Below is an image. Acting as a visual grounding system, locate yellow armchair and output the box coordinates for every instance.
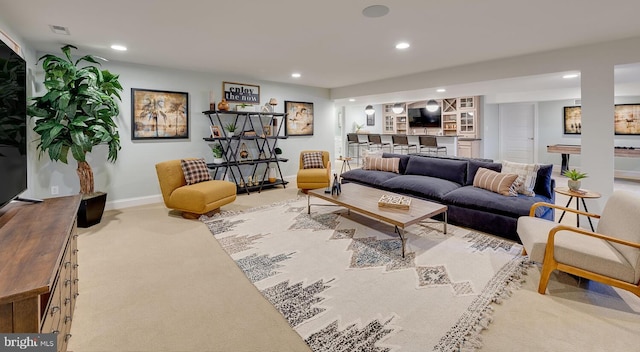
[296,150,331,193]
[155,159,237,218]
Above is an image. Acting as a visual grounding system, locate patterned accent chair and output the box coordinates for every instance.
[517,190,640,296]
[155,159,237,219]
[296,150,331,193]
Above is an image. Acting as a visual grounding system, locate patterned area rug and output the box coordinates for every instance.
[201,198,528,352]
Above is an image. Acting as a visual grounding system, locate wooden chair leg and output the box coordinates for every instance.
[538,259,557,294]
[521,247,527,255]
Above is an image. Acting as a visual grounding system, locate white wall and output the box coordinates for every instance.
[25,58,332,209]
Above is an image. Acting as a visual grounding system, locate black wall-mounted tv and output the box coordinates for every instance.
[0,39,27,209]
[408,107,441,128]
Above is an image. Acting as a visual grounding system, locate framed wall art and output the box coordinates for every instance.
[367,112,375,126]
[222,81,260,104]
[284,101,314,136]
[131,88,189,139]
[564,104,640,135]
[563,105,582,135]
[614,104,640,135]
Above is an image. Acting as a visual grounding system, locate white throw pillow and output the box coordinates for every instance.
[362,149,384,159]
[501,160,540,196]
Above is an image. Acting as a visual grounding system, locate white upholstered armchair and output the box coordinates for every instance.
[517,190,640,296]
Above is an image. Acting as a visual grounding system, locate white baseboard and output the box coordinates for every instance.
[105,194,163,211]
[614,170,640,181]
[550,164,640,181]
[106,174,300,211]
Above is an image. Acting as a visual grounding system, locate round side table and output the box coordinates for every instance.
[337,156,352,175]
[554,187,601,231]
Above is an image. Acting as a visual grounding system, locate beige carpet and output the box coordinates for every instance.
[67,185,640,352]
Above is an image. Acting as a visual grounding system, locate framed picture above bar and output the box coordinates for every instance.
[222,81,260,104]
[564,104,640,135]
[131,88,189,139]
[284,101,314,136]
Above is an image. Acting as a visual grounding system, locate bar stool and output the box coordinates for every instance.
[347,133,367,163]
[392,135,418,154]
[419,135,447,155]
[367,134,392,152]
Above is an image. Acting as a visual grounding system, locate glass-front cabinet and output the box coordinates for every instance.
[456,96,479,138]
[382,103,407,134]
[459,111,475,135]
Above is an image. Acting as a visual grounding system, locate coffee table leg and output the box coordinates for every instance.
[394,226,406,258]
[444,211,447,234]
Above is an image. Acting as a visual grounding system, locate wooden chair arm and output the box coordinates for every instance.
[529,202,601,219]
[547,224,640,250]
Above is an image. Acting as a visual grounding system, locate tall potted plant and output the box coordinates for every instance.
[28,45,123,227]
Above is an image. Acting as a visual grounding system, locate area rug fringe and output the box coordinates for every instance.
[434,257,532,352]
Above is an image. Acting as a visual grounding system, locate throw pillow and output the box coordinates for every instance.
[180,158,212,185]
[473,167,519,196]
[363,156,400,173]
[501,160,540,196]
[362,149,384,159]
[302,151,324,169]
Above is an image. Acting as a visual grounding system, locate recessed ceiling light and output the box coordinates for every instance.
[362,5,389,18]
[395,42,410,50]
[349,98,355,102]
[110,44,127,51]
[563,73,579,79]
[291,73,301,78]
[436,88,446,93]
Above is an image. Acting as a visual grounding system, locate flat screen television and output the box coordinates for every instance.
[408,107,441,127]
[0,39,27,209]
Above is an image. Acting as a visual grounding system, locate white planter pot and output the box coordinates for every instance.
[568,179,581,191]
[213,157,225,164]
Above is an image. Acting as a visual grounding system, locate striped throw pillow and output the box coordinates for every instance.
[501,160,540,196]
[180,158,212,185]
[363,156,400,173]
[473,167,519,196]
[303,151,325,169]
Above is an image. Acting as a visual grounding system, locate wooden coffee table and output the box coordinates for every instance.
[307,183,448,257]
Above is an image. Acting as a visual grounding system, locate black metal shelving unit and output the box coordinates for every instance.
[203,110,288,194]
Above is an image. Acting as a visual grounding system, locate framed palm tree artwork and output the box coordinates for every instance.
[131,88,189,139]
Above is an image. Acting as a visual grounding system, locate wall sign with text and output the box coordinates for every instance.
[222,81,260,104]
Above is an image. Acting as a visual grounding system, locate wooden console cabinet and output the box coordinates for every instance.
[0,195,81,352]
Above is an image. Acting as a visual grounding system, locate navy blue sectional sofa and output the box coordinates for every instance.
[340,153,555,242]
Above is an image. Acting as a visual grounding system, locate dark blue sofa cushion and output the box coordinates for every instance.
[382,175,461,202]
[404,156,467,185]
[466,159,503,185]
[533,164,554,199]
[442,185,553,219]
[382,152,411,174]
[340,169,398,187]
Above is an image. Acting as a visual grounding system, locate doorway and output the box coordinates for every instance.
[499,103,536,163]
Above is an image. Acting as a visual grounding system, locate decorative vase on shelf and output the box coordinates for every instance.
[218,99,230,111]
[268,165,277,183]
[568,180,581,191]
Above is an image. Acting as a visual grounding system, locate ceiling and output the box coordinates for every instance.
[2,0,640,101]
